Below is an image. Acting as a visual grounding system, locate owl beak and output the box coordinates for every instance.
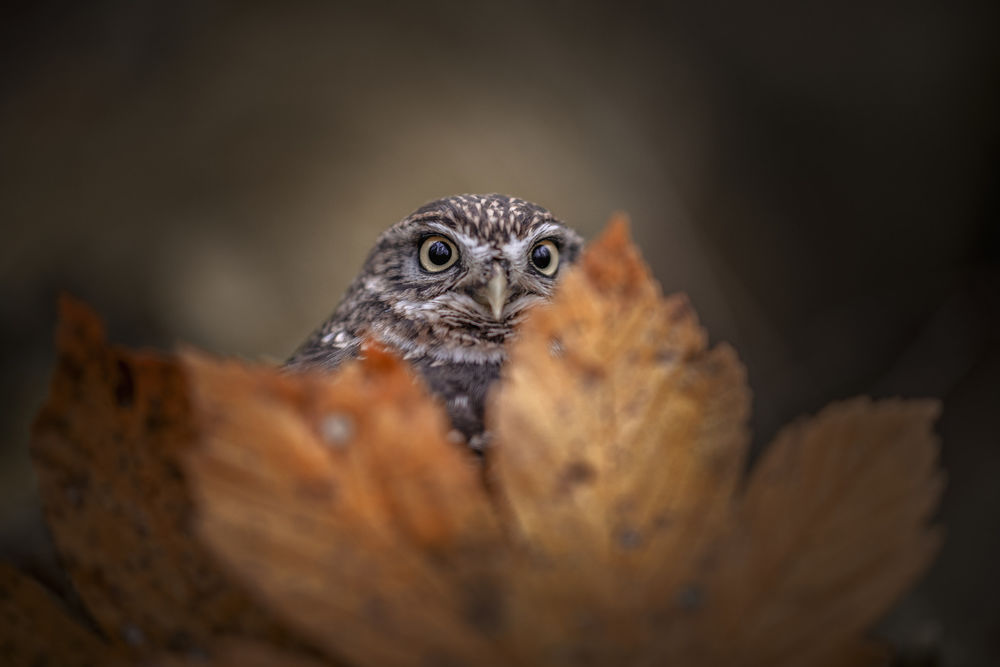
[483,265,509,320]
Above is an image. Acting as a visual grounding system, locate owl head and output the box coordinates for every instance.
[349,194,583,364]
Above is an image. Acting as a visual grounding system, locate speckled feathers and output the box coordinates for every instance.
[287,194,583,448]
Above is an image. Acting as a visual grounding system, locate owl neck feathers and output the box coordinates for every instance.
[370,317,511,365]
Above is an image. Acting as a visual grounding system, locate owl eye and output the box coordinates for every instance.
[419,235,459,272]
[530,239,560,276]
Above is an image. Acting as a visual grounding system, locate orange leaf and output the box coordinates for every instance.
[696,398,943,666]
[181,347,509,666]
[486,217,752,660]
[30,296,305,653]
[492,217,750,558]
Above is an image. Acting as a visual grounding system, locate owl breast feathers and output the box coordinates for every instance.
[286,194,583,451]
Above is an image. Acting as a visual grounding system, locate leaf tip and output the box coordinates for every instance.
[55,293,106,352]
[587,212,632,255]
[580,212,654,295]
[358,339,411,377]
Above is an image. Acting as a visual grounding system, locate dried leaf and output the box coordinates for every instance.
[488,216,752,660]
[181,348,509,666]
[30,296,303,653]
[18,217,943,667]
[695,398,943,666]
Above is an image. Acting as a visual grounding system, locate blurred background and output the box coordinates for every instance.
[1,0,997,663]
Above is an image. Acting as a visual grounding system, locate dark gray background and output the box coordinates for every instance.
[1,1,997,664]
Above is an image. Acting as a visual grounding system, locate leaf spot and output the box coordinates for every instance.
[616,526,643,550]
[120,623,146,647]
[656,348,678,365]
[675,584,704,612]
[557,460,597,495]
[319,413,354,447]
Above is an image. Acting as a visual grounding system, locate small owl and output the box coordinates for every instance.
[286,194,583,451]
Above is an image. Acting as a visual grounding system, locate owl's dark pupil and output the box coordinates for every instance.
[532,244,552,269]
[428,241,452,265]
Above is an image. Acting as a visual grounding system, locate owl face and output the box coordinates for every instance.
[357,194,583,364]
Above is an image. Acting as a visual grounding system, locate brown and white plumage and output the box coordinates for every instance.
[286,194,583,450]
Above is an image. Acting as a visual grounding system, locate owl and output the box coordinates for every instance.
[286,194,583,451]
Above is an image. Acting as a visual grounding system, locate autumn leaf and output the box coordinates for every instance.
[486,217,752,662]
[181,347,508,666]
[2,217,943,666]
[696,397,943,666]
[28,296,318,658]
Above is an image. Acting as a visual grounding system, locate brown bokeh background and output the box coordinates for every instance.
[1,1,997,663]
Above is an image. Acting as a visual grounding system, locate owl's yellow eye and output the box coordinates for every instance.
[530,239,559,276]
[419,235,459,272]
